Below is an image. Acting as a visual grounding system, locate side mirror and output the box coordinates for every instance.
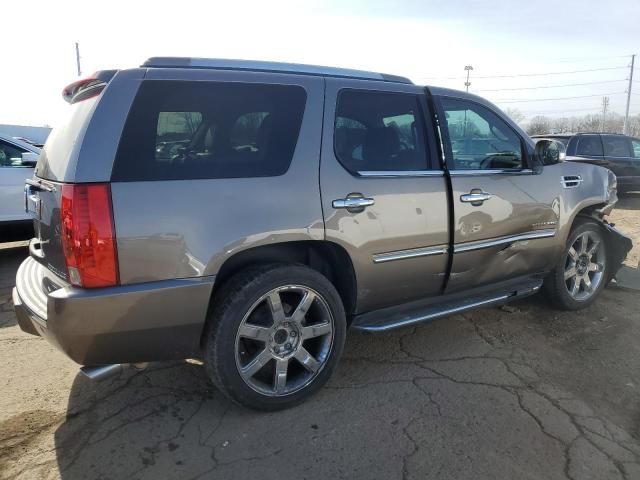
[534,139,566,166]
[21,151,39,167]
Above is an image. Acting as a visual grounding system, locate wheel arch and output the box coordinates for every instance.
[206,240,358,328]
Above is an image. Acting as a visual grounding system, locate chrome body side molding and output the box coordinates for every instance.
[358,170,445,178]
[372,245,448,264]
[453,229,557,253]
[449,169,535,176]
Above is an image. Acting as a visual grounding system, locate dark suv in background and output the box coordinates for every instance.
[532,133,640,193]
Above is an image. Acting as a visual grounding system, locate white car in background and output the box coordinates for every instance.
[0,135,39,240]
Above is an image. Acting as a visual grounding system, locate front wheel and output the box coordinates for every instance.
[203,264,346,410]
[545,219,608,310]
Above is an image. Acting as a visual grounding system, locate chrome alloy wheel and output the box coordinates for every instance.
[564,231,605,301]
[234,285,334,396]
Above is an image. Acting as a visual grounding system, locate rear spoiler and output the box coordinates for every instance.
[62,70,119,104]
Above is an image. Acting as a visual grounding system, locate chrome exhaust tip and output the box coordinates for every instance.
[80,364,123,381]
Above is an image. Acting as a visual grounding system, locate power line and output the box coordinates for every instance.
[523,107,609,115]
[476,79,627,92]
[525,54,631,64]
[418,65,627,80]
[477,66,628,79]
[494,92,627,104]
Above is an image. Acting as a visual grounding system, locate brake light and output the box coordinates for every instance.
[62,76,105,104]
[61,70,117,104]
[60,184,119,288]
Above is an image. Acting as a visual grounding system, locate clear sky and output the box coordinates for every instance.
[3,0,639,127]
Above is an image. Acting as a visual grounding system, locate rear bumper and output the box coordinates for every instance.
[13,257,215,365]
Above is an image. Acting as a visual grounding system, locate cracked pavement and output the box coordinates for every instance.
[1,195,639,480]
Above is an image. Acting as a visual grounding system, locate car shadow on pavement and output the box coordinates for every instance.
[53,361,239,480]
[0,246,27,329]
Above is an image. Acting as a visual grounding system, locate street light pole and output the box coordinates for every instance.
[75,42,82,77]
[464,65,473,92]
[623,54,635,135]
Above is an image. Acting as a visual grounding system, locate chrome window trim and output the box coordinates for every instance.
[449,169,534,176]
[454,229,556,253]
[359,170,444,178]
[372,245,448,263]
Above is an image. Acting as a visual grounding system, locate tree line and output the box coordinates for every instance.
[503,108,640,137]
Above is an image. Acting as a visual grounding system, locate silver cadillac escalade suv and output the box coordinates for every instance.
[13,58,632,410]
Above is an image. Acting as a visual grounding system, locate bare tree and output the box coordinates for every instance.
[627,115,640,137]
[526,116,552,136]
[521,111,637,137]
[578,115,601,132]
[551,117,570,133]
[504,108,525,125]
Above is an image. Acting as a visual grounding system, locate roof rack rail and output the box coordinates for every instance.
[142,57,413,84]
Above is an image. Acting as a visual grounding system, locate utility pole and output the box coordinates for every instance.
[464,65,473,92]
[623,54,635,135]
[601,96,610,132]
[75,42,82,77]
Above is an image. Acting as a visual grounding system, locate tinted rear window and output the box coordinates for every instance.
[112,81,306,181]
[36,96,100,181]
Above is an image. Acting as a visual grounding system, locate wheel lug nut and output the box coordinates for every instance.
[290,331,297,337]
[285,343,291,349]
[274,346,280,353]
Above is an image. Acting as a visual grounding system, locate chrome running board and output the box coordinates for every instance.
[352,280,542,333]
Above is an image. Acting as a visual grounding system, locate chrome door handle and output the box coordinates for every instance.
[460,192,492,205]
[332,196,375,212]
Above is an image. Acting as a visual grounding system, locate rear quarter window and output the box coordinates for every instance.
[112,81,307,181]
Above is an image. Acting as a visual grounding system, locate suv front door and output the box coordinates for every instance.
[321,79,449,313]
[436,95,560,293]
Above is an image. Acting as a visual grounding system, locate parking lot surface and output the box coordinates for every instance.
[1,195,639,480]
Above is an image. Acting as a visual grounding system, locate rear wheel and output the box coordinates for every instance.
[203,264,346,410]
[545,219,608,310]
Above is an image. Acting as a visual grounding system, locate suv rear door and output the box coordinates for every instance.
[320,78,449,313]
[601,135,640,186]
[435,94,560,293]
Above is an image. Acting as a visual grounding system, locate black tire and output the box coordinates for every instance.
[544,219,608,310]
[203,264,346,411]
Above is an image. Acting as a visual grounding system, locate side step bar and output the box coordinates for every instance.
[351,280,542,333]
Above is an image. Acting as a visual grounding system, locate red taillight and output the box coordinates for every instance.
[60,184,118,288]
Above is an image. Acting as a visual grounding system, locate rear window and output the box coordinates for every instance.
[36,96,100,180]
[112,81,306,181]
